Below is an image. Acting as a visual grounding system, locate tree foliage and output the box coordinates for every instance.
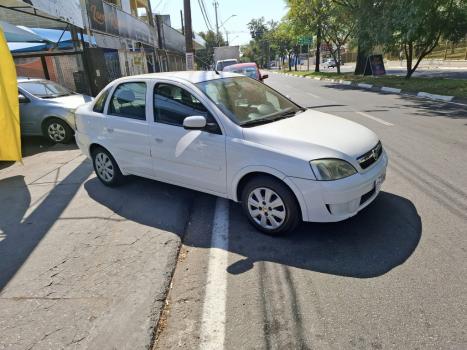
[381,0,467,78]
[243,0,467,78]
[196,30,227,69]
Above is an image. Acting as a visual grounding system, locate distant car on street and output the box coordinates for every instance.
[222,62,269,81]
[17,78,93,143]
[323,58,344,69]
[215,59,238,71]
[75,71,387,235]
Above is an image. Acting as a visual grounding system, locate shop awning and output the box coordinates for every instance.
[0,20,45,42]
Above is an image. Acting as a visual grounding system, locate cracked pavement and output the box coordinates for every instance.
[0,139,194,350]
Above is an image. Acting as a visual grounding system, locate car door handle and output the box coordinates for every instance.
[155,137,163,143]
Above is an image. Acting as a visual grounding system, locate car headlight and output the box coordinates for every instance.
[310,159,357,181]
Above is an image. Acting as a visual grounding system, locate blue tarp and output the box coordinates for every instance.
[7,27,95,53]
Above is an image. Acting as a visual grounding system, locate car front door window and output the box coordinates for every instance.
[153,83,220,133]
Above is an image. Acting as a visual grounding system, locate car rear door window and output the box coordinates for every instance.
[108,82,147,120]
[153,83,218,129]
[93,88,110,113]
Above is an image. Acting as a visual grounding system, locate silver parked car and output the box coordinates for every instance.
[17,78,93,143]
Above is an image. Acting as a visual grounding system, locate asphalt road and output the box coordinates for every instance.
[155,74,467,349]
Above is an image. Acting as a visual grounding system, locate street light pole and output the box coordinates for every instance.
[219,14,237,46]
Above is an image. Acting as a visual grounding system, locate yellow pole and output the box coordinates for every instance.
[0,26,21,161]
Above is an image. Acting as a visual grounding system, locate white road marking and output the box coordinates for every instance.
[199,198,230,350]
[355,111,394,126]
[306,92,320,98]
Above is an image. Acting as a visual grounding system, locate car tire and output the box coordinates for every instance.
[91,147,125,187]
[241,176,300,235]
[43,118,73,144]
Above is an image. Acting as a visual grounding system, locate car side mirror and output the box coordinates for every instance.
[18,94,29,103]
[261,74,269,80]
[183,116,207,130]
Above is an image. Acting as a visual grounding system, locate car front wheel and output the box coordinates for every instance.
[43,118,73,144]
[91,147,125,186]
[241,176,300,235]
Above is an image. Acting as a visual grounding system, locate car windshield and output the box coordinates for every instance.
[224,66,258,79]
[196,77,304,126]
[217,60,237,71]
[19,80,73,98]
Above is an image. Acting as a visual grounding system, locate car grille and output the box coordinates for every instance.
[360,186,376,205]
[357,141,383,170]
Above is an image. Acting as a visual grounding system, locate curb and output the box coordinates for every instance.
[268,71,466,105]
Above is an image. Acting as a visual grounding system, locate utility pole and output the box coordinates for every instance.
[213,1,219,46]
[184,0,194,70]
[180,10,185,35]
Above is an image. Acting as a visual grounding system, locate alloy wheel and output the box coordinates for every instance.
[95,152,114,182]
[47,122,67,142]
[247,187,286,230]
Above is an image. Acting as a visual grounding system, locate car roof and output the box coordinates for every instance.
[17,77,45,83]
[115,71,242,84]
[224,62,257,70]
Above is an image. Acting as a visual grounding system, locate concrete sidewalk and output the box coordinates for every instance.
[385,59,467,69]
[0,140,193,349]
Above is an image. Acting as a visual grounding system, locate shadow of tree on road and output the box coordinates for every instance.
[321,84,467,120]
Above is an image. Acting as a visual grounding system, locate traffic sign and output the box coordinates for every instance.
[298,36,312,45]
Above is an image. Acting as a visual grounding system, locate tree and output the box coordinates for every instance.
[196,30,227,69]
[269,20,297,70]
[321,2,355,74]
[383,0,467,78]
[247,17,270,67]
[286,0,329,72]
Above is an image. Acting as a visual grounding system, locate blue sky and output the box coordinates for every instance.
[150,0,289,45]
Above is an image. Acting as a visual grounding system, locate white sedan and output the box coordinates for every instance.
[75,71,387,235]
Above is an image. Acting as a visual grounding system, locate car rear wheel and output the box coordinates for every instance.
[43,119,73,144]
[91,147,125,187]
[241,176,300,235]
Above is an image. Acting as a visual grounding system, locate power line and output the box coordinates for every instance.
[198,0,213,31]
[200,0,213,29]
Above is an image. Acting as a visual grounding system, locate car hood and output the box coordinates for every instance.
[242,109,379,162]
[47,94,93,109]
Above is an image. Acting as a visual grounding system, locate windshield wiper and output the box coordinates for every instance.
[241,109,304,127]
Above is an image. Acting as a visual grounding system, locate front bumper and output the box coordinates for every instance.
[289,150,388,222]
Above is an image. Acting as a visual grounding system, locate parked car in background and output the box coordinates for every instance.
[222,62,269,82]
[323,58,344,69]
[215,59,238,71]
[18,78,93,143]
[75,72,387,235]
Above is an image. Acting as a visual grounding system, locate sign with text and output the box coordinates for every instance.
[186,52,194,70]
[86,0,152,45]
[364,54,386,76]
[298,36,312,45]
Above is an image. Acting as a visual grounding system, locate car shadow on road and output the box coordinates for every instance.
[21,137,79,157]
[0,138,78,171]
[228,191,421,278]
[84,176,195,236]
[83,174,421,279]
